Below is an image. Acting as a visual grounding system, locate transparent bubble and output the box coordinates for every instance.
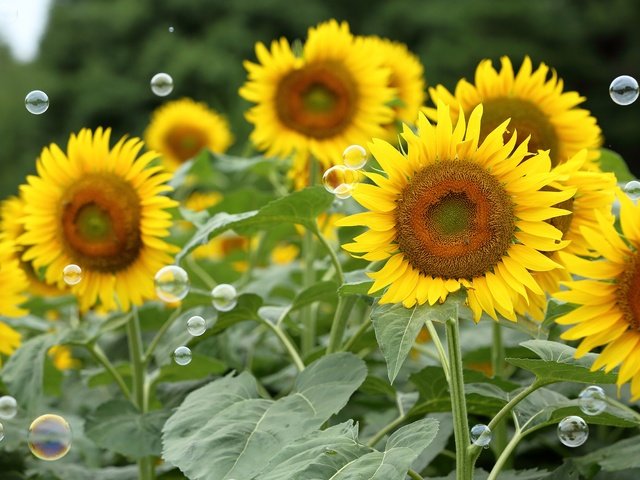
[25,90,49,115]
[154,265,190,303]
[168,26,175,33]
[470,424,492,448]
[0,421,3,442]
[557,415,589,447]
[610,75,639,106]
[150,73,174,97]
[624,180,640,200]
[187,315,206,336]
[342,144,368,170]
[578,385,607,416]
[173,346,192,366]
[62,264,82,286]
[28,414,72,461]
[0,396,18,419]
[0,3,19,23]
[322,165,360,199]
[211,284,237,312]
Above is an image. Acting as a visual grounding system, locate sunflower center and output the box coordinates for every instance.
[480,98,560,165]
[395,160,515,280]
[617,253,640,331]
[275,62,358,139]
[165,126,208,163]
[60,173,142,272]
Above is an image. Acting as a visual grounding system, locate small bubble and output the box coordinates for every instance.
[624,180,640,200]
[150,72,174,97]
[186,315,206,336]
[28,414,72,461]
[610,75,639,106]
[342,144,368,170]
[62,264,82,286]
[0,422,3,442]
[25,90,49,115]
[470,424,492,448]
[211,284,237,312]
[578,385,606,416]
[168,26,175,33]
[173,346,192,366]
[154,265,190,303]
[0,396,17,419]
[557,415,589,448]
[322,165,360,199]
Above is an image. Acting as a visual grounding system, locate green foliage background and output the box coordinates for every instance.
[0,0,639,197]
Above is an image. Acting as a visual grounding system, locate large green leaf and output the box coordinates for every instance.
[85,400,170,459]
[598,148,635,182]
[162,353,367,480]
[575,436,640,472]
[506,339,618,384]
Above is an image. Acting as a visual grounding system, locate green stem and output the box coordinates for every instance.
[313,224,344,284]
[258,315,305,372]
[490,323,508,461]
[341,314,371,352]
[300,227,316,356]
[424,319,451,383]
[185,255,216,290]
[87,344,133,403]
[143,307,183,366]
[326,296,356,354]
[445,316,472,480]
[407,469,424,480]
[487,428,524,480]
[366,414,406,448]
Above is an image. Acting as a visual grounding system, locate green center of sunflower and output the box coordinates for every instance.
[395,160,515,280]
[276,62,358,139]
[60,173,142,273]
[165,126,208,163]
[616,253,640,330]
[479,97,560,165]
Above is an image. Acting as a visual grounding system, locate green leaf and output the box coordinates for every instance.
[506,339,618,384]
[1,333,59,413]
[338,269,374,296]
[162,353,367,480]
[575,436,640,472]
[210,293,262,333]
[411,413,453,473]
[157,353,227,383]
[85,400,170,459]
[598,148,635,182]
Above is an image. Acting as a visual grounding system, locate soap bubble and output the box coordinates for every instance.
[0,396,18,419]
[0,422,3,442]
[150,73,174,97]
[470,424,492,448]
[322,165,360,199]
[186,315,206,336]
[154,265,190,303]
[173,346,192,366]
[62,264,82,286]
[623,180,640,201]
[28,414,72,461]
[578,385,606,416]
[211,284,237,312]
[610,75,639,105]
[168,26,175,33]
[342,144,367,170]
[557,415,588,448]
[25,90,49,115]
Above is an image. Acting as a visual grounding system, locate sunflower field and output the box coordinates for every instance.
[2,1,640,479]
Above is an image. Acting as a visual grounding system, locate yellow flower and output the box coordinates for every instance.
[271,243,300,265]
[48,345,80,370]
[0,240,28,357]
[553,190,640,399]
[19,128,178,312]
[426,56,602,168]
[338,103,573,322]
[144,98,233,171]
[240,19,394,181]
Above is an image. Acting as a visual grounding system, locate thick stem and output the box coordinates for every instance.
[445,316,472,480]
[487,428,523,480]
[326,296,356,354]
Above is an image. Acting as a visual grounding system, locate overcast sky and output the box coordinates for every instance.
[0,0,53,63]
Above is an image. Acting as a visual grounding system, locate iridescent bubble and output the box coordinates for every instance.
[610,75,639,106]
[623,180,640,200]
[173,346,192,366]
[578,385,607,416]
[0,421,3,442]
[150,73,174,97]
[557,415,588,447]
[470,424,492,448]
[154,265,190,303]
[342,144,367,170]
[186,315,206,336]
[62,264,82,286]
[322,165,360,199]
[28,414,72,461]
[211,284,237,312]
[0,396,18,419]
[25,90,49,115]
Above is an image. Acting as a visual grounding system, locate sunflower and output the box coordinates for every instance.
[0,240,28,357]
[426,56,602,168]
[337,103,574,322]
[144,98,233,171]
[19,128,178,312]
[239,19,395,181]
[553,190,640,399]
